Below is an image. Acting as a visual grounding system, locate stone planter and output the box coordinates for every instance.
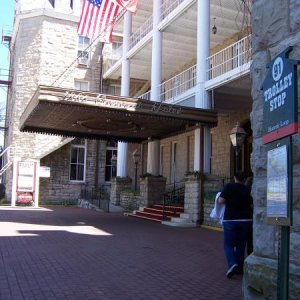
[139,176,166,207]
[110,177,132,205]
[120,191,141,212]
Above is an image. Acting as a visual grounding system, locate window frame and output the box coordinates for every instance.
[77,35,90,66]
[105,141,118,182]
[69,139,87,183]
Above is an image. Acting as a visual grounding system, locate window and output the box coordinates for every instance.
[70,139,86,182]
[74,80,89,91]
[105,141,118,182]
[107,84,121,96]
[78,36,90,65]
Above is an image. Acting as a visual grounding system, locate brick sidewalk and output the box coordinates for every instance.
[0,206,243,300]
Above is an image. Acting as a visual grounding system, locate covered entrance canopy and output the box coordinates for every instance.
[20,86,217,142]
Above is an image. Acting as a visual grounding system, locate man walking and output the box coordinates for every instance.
[218,171,253,278]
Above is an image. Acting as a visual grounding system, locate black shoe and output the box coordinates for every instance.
[226,264,238,278]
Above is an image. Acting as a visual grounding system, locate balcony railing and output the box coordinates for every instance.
[160,64,197,102]
[139,90,151,100]
[161,0,185,19]
[141,36,251,103]
[207,35,251,80]
[129,15,153,50]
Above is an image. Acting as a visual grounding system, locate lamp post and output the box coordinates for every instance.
[229,122,246,173]
[132,149,141,192]
[111,154,117,178]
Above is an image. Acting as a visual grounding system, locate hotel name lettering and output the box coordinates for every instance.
[63,91,182,115]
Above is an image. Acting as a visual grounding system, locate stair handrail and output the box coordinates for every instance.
[0,146,15,176]
[162,183,185,220]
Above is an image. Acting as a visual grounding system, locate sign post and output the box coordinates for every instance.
[262,47,299,300]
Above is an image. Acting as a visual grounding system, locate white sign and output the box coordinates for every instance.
[39,166,51,178]
[17,161,36,192]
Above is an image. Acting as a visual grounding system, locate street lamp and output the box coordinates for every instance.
[132,149,141,192]
[111,154,117,178]
[229,122,246,172]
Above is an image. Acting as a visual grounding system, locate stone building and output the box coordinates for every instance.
[3,0,252,226]
[2,0,300,297]
[243,1,300,299]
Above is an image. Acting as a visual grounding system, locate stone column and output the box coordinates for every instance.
[184,174,202,224]
[117,11,132,177]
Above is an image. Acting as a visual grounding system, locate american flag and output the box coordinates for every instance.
[77,0,120,43]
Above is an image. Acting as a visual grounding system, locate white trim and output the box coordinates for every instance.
[205,62,251,90]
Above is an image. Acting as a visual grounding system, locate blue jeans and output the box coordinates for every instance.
[223,221,252,270]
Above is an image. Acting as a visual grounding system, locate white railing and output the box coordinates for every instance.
[129,15,153,50]
[0,146,15,176]
[161,0,185,19]
[159,64,197,102]
[207,35,251,80]
[139,90,151,100]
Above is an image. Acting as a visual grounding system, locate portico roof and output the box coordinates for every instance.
[20,85,217,143]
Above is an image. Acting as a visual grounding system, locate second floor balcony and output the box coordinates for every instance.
[139,35,251,104]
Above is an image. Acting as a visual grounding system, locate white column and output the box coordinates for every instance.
[34,160,40,208]
[150,0,162,102]
[194,0,211,172]
[117,11,132,177]
[11,158,18,207]
[193,128,201,171]
[147,140,160,176]
[147,0,162,175]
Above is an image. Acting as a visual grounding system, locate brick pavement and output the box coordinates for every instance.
[0,206,243,300]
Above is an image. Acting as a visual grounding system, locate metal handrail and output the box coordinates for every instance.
[80,186,110,212]
[162,184,185,220]
[0,146,15,176]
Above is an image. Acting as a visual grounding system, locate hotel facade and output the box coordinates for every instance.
[2,0,299,298]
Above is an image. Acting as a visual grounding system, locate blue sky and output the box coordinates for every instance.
[0,0,14,145]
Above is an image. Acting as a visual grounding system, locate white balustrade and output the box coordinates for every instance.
[159,64,197,102]
[207,35,251,80]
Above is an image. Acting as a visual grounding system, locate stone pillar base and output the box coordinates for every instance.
[110,177,132,206]
[184,174,202,224]
[139,176,166,207]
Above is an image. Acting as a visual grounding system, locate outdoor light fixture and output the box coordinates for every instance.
[132,149,141,192]
[212,17,217,35]
[230,122,246,148]
[230,122,246,172]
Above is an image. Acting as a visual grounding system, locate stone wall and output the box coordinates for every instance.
[4,10,102,202]
[244,1,300,299]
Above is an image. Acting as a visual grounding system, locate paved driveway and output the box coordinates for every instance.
[0,206,243,300]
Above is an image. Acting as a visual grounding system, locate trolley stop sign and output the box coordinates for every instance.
[262,47,299,144]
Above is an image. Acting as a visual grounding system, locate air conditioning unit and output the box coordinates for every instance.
[78,56,89,66]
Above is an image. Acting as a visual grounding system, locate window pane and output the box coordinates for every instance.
[105,166,111,182]
[71,148,78,163]
[77,165,84,180]
[106,150,112,165]
[78,148,85,163]
[70,164,77,180]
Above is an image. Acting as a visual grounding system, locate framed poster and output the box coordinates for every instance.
[17,161,36,192]
[267,137,292,225]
